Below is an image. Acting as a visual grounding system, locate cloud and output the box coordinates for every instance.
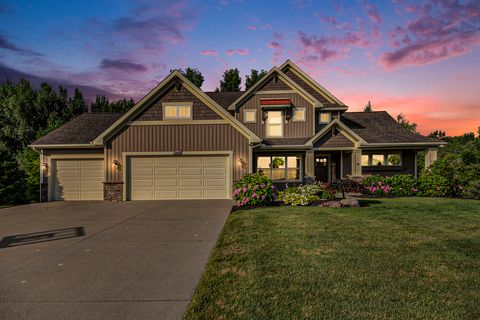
[200,49,218,56]
[273,32,283,40]
[381,0,480,68]
[100,59,148,72]
[0,34,42,56]
[247,25,257,30]
[225,48,250,56]
[362,1,382,24]
[266,41,281,49]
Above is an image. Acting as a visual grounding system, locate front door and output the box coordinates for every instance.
[315,156,329,182]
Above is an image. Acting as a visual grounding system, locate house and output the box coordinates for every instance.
[30,60,444,201]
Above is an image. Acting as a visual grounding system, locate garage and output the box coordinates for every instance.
[51,159,104,200]
[127,155,231,200]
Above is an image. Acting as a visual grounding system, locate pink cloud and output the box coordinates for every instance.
[363,1,382,24]
[266,41,281,49]
[200,49,218,56]
[273,32,283,40]
[247,25,257,30]
[225,48,250,56]
[381,0,480,68]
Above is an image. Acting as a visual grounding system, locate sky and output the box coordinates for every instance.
[0,0,479,136]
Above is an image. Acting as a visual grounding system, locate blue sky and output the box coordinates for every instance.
[1,0,479,134]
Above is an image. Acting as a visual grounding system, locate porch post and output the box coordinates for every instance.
[305,149,315,179]
[351,149,362,177]
[424,147,438,170]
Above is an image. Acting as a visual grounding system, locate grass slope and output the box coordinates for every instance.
[185,198,480,320]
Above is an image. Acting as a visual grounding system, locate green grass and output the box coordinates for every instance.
[185,198,480,320]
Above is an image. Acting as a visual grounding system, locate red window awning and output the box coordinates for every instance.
[260,98,291,108]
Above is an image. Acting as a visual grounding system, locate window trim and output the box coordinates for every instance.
[319,112,331,124]
[243,109,257,123]
[265,110,284,137]
[162,102,193,120]
[292,108,306,122]
[361,152,403,167]
[256,155,303,182]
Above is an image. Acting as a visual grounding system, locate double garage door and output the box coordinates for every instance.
[127,155,231,200]
[52,159,104,201]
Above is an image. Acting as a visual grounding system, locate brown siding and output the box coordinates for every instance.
[314,130,354,148]
[258,77,290,91]
[283,67,330,104]
[237,92,314,138]
[362,150,416,177]
[134,82,221,121]
[106,124,249,182]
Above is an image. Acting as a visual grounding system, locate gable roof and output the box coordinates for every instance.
[279,60,346,108]
[227,67,321,110]
[30,113,123,147]
[93,71,260,144]
[205,91,245,110]
[341,112,443,144]
[306,118,365,146]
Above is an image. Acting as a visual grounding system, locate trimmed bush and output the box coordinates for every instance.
[279,182,323,206]
[389,174,418,196]
[417,173,451,197]
[233,173,277,207]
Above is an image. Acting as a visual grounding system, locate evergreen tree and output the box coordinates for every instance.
[245,69,267,90]
[397,113,417,133]
[219,68,241,92]
[363,101,373,112]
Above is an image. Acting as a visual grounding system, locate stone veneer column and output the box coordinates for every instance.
[424,147,438,169]
[103,182,124,201]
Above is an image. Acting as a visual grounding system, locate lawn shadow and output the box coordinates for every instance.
[358,199,383,207]
[0,227,85,249]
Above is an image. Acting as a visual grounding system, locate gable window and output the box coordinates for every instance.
[257,155,301,181]
[362,153,402,166]
[266,111,283,137]
[163,103,192,120]
[244,110,257,123]
[293,108,306,122]
[319,112,331,124]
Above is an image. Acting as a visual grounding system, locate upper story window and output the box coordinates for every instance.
[319,112,331,124]
[361,153,402,166]
[163,103,192,120]
[266,111,283,137]
[293,108,306,122]
[244,110,257,123]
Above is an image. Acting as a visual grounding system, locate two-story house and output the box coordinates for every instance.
[31,60,444,201]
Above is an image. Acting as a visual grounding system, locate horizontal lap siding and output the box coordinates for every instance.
[238,93,314,138]
[106,124,249,182]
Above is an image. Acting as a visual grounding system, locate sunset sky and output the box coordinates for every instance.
[0,0,479,135]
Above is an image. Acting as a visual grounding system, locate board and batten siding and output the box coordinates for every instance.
[237,92,314,138]
[106,124,249,183]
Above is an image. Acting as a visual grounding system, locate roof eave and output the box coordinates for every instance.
[360,141,447,149]
[29,143,103,149]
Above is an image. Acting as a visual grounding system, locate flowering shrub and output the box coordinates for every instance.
[320,182,338,200]
[365,180,392,196]
[279,182,323,206]
[233,173,277,207]
[389,175,418,196]
[417,174,451,197]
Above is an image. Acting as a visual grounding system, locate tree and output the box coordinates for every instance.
[109,98,135,113]
[245,69,267,90]
[90,95,110,112]
[64,88,87,121]
[397,113,417,133]
[428,130,446,140]
[219,68,241,92]
[170,67,204,88]
[363,101,373,112]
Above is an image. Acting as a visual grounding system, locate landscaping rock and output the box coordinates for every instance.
[340,198,360,207]
[321,201,342,208]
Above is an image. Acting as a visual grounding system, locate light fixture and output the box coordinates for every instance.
[42,162,48,171]
[239,158,247,169]
[112,160,121,170]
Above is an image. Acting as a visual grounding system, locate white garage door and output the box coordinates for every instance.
[128,155,231,200]
[52,159,104,200]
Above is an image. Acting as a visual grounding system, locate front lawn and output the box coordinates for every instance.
[185,198,480,320]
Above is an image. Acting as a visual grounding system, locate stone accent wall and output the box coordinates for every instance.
[104,182,123,201]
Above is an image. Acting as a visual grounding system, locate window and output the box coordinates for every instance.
[319,112,331,123]
[293,108,306,122]
[257,155,301,181]
[244,110,256,123]
[266,111,283,137]
[361,153,402,166]
[163,104,192,119]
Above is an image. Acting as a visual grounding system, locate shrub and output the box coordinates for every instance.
[417,173,452,197]
[462,179,480,200]
[279,182,322,206]
[233,173,277,207]
[363,175,392,196]
[320,182,339,200]
[389,174,418,196]
[335,179,364,193]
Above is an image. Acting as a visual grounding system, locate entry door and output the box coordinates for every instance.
[315,156,329,182]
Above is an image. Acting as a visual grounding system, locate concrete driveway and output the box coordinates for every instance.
[0,200,231,320]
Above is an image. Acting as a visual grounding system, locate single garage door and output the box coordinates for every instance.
[128,155,231,200]
[52,159,104,200]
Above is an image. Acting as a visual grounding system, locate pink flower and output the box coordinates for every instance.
[243,187,248,193]
[378,181,382,186]
[252,192,258,199]
[261,195,266,201]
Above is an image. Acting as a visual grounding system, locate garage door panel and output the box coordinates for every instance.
[53,159,104,201]
[128,155,230,200]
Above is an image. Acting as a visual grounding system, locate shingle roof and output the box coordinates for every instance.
[31,113,123,146]
[205,91,245,110]
[341,111,439,143]
[262,137,311,146]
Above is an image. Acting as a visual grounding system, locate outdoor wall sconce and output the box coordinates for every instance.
[239,158,248,169]
[42,162,48,173]
[112,160,121,171]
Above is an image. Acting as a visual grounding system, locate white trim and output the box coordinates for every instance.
[319,112,331,124]
[360,142,446,148]
[306,119,365,146]
[30,144,103,149]
[122,151,233,201]
[255,90,296,95]
[162,102,193,120]
[292,108,306,122]
[128,120,229,126]
[255,154,303,182]
[265,110,284,138]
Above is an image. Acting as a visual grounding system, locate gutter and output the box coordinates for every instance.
[29,143,104,150]
[360,141,446,149]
